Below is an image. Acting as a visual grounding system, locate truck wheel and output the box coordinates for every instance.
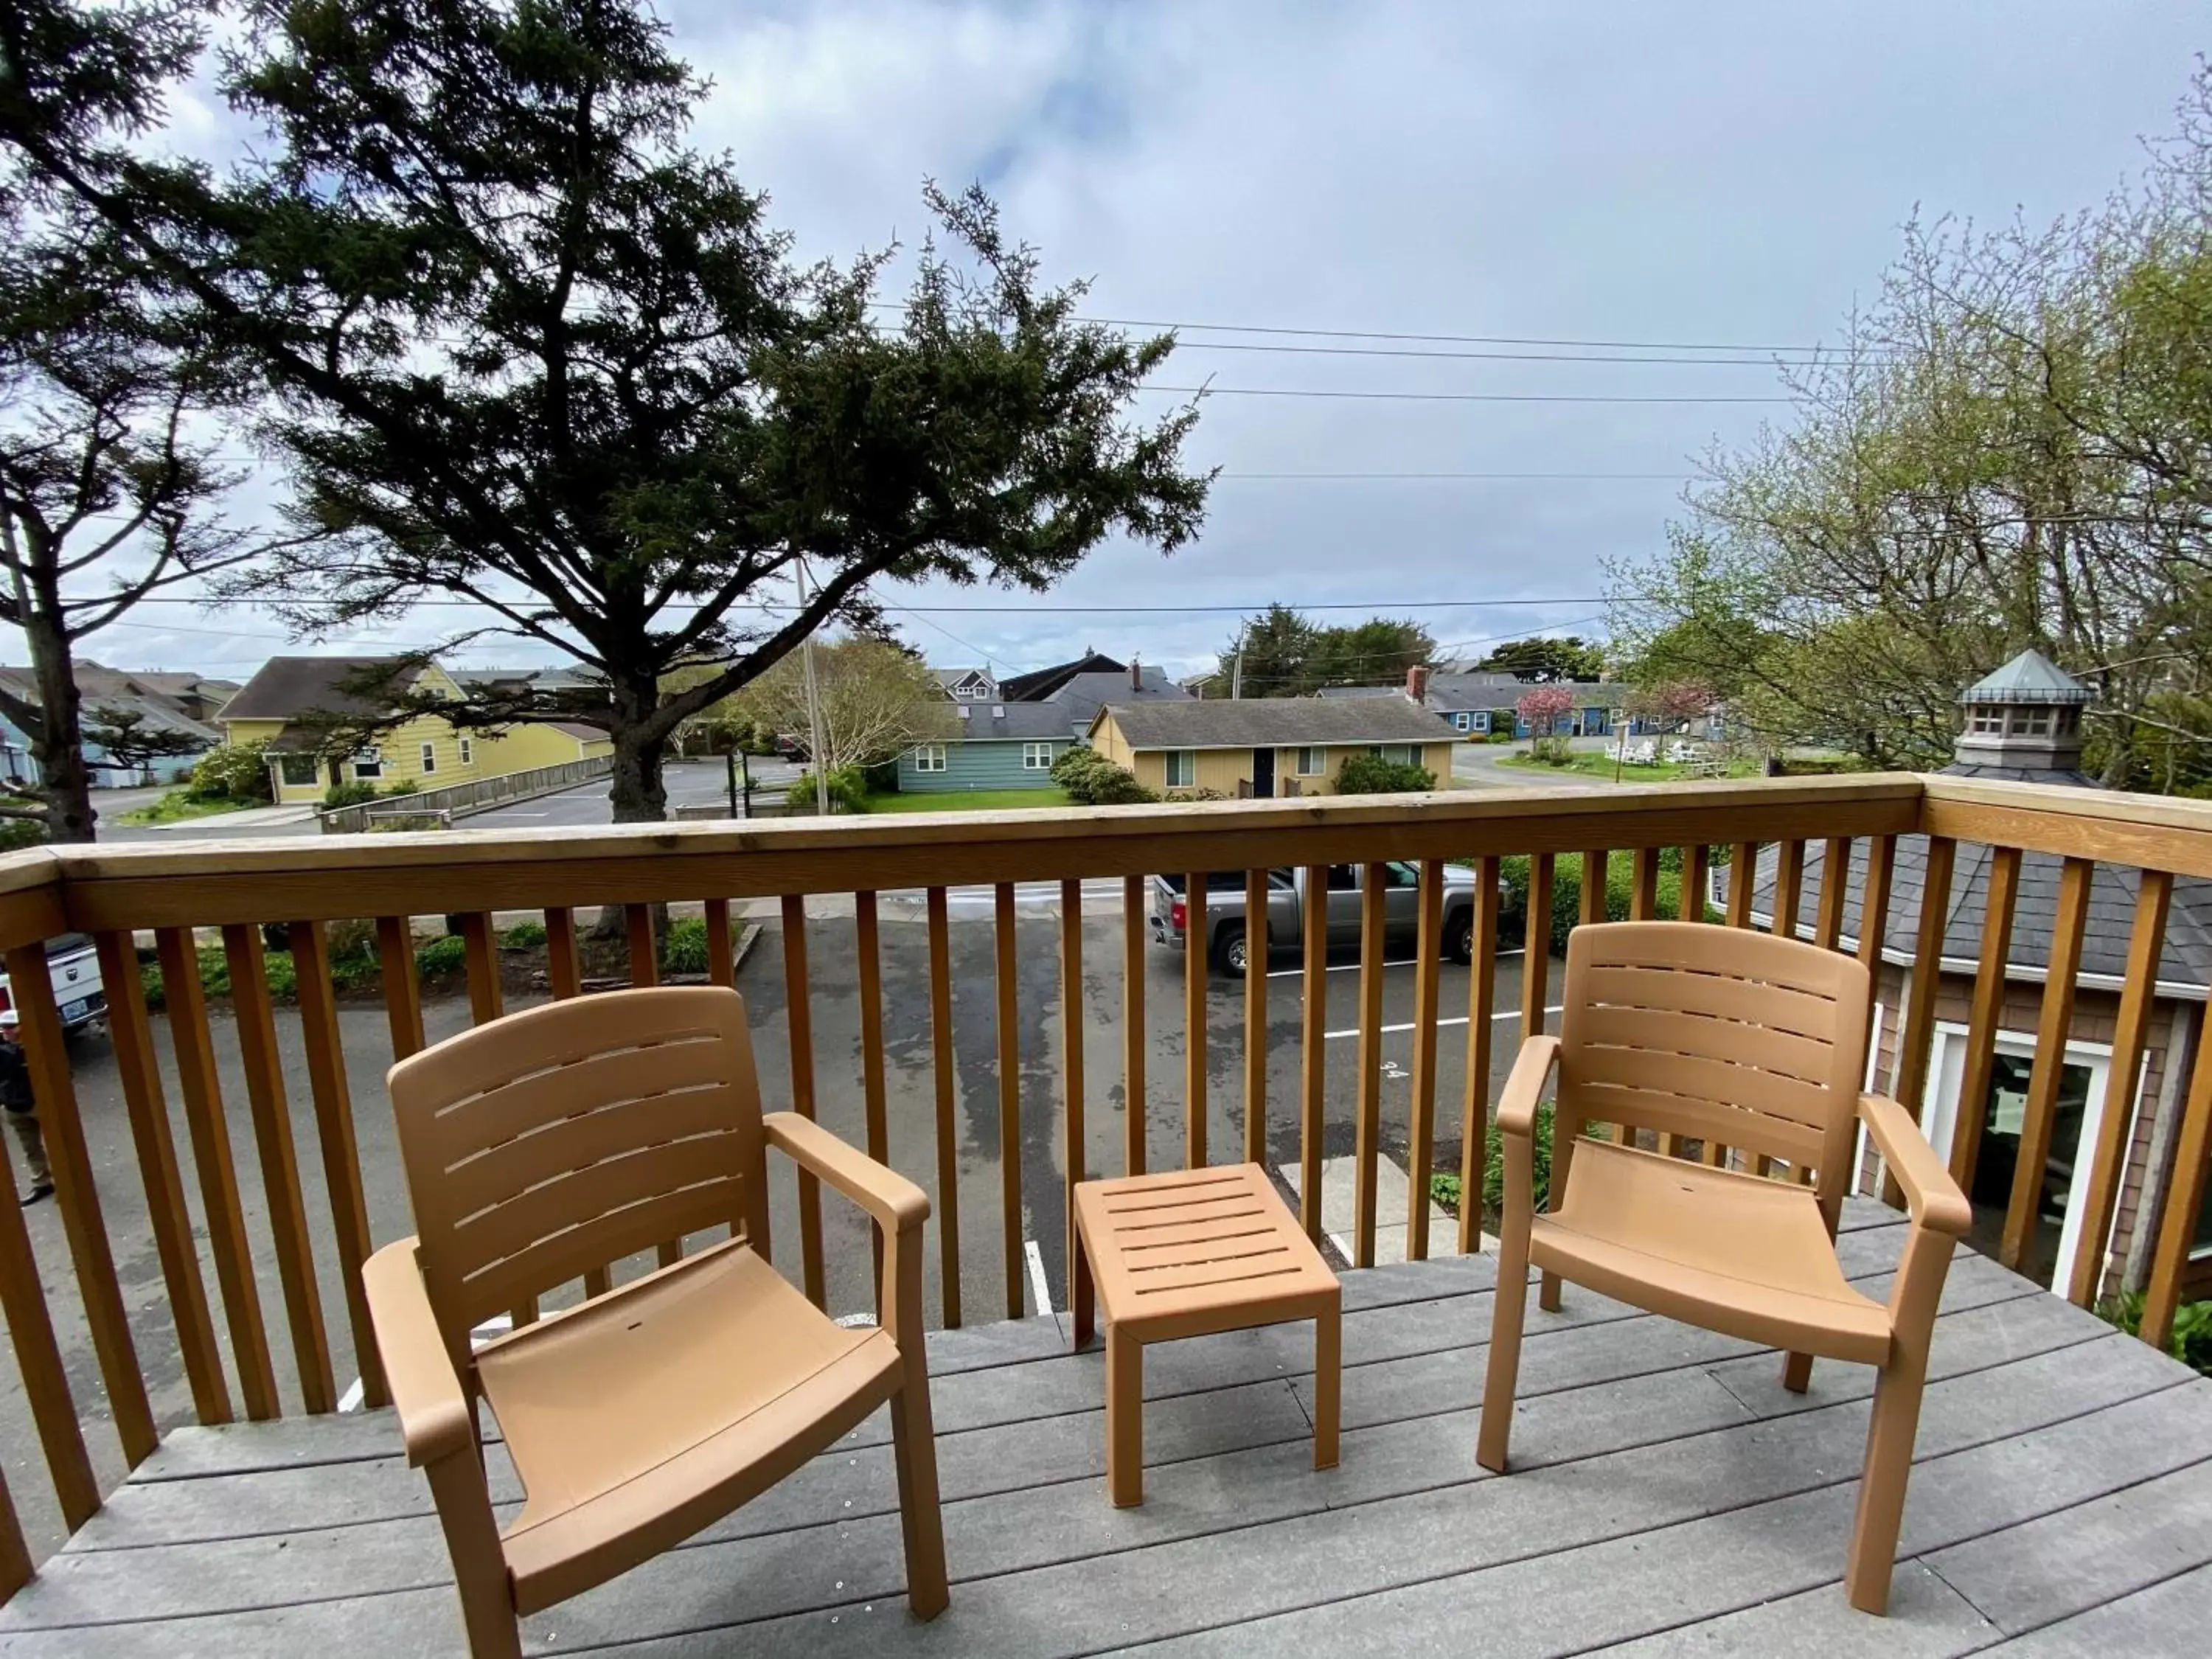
[1445,910,1475,965]
[1214,923,1248,978]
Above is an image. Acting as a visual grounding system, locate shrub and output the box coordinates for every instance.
[1335,753,1435,795]
[788,765,869,814]
[1048,744,1098,784]
[501,919,548,949]
[1482,1102,1556,1217]
[380,779,420,798]
[2098,1290,2212,1376]
[415,933,468,978]
[187,740,274,802]
[1060,750,1158,804]
[1500,849,1703,953]
[662,917,710,974]
[1486,728,1517,744]
[322,779,378,810]
[1164,785,1228,801]
[0,812,44,852]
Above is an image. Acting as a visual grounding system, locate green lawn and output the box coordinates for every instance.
[860,787,1074,813]
[1496,751,1764,784]
[116,791,267,825]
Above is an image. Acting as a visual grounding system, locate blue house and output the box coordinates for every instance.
[1318,669,1629,739]
[900,658,1191,793]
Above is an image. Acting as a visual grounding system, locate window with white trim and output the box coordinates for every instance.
[458,737,473,766]
[349,748,383,780]
[1969,708,2003,734]
[1368,743,1416,765]
[1022,742,1054,771]
[1295,746,1324,776]
[1164,749,1196,787]
[913,744,947,773]
[278,754,319,787]
[419,742,438,775]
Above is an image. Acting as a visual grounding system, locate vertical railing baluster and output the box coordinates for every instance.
[780,893,827,1309]
[2002,858,2093,1271]
[1814,837,1851,950]
[1949,846,2021,1191]
[1772,839,1805,940]
[458,911,504,1023]
[1630,846,1661,920]
[995,883,1023,1319]
[1407,860,1444,1260]
[1185,872,1207,1169]
[1726,842,1756,928]
[290,919,388,1409]
[156,926,279,1419]
[1680,842,1710,922]
[1889,835,1957,1209]
[1061,879,1086,1312]
[0,1462,29,1601]
[220,924,335,1413]
[544,906,582,999]
[2068,870,2170,1308]
[1523,852,1554,1040]
[1243,869,1268,1165]
[1458,854,1502,1255]
[376,915,425,1057]
[1352,863,1388,1267]
[94,929,228,1425]
[2144,1019,2212,1351]
[1122,874,1147,1178]
[856,891,888,1291]
[926,887,961,1327]
[703,897,734,987]
[1579,849,1608,933]
[625,902,658,987]
[1856,833,1898,1084]
[1298,866,1327,1243]
[0,1073,98,1526]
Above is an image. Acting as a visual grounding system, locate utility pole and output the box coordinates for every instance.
[1231,649,1242,700]
[795,555,830,814]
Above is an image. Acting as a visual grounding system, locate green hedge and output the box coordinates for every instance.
[1498,847,1715,954]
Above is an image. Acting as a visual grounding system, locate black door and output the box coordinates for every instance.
[1251,747,1276,798]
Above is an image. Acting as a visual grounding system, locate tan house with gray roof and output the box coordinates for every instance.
[1085,698,1455,798]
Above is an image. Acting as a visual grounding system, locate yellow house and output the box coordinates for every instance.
[220,655,613,804]
[1085,698,1456,798]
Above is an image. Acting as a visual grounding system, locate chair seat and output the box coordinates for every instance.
[1531,1138,1893,1365]
[478,1239,904,1613]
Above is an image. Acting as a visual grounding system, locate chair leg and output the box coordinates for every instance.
[1781,1350,1814,1394]
[1312,1292,1340,1471]
[1538,1268,1562,1313]
[1072,1221,1095,1351]
[1478,1231,1531,1473]
[1107,1325,1144,1506]
[425,1452,522,1659]
[888,1370,950,1619]
[1844,1355,1928,1615]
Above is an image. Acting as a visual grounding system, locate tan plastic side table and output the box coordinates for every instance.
[1071,1163,1340,1506]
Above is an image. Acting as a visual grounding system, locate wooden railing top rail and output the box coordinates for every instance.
[1921,775,2212,880]
[0,775,1926,944]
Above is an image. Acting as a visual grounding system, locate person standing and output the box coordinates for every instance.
[0,1022,52,1206]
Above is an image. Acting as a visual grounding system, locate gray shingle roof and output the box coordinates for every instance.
[1096,698,1453,750]
[947,702,1083,742]
[220,656,403,722]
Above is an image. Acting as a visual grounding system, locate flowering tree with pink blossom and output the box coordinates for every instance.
[1516,686,1578,763]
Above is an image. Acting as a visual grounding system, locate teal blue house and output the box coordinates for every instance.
[898,660,1189,793]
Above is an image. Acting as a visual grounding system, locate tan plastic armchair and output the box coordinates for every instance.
[362,987,947,1658]
[1477,922,1970,1614]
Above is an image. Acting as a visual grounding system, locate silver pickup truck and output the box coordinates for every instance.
[0,931,108,1037]
[1152,863,1484,975]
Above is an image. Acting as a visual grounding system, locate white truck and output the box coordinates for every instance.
[0,932,108,1038]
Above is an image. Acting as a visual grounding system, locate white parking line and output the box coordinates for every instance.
[1323,1004,1564,1041]
[1024,1238,1054,1315]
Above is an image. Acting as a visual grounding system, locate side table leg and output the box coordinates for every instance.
[1072,1221,1094,1350]
[1312,1293,1340,1470]
[1107,1326,1143,1506]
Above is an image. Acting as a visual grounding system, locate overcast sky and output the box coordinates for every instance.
[29,0,2210,684]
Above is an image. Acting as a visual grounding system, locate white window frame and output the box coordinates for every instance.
[349,748,383,781]
[913,743,948,773]
[1295,746,1324,776]
[1164,749,1197,787]
[458,737,474,766]
[418,742,437,775]
[1368,743,1416,765]
[276,754,320,787]
[1021,741,1054,771]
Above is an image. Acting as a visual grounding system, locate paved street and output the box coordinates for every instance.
[1449,733,1613,790]
[1,891,1559,1560]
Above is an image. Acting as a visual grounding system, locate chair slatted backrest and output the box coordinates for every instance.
[388,987,771,1366]
[1559,921,1870,1206]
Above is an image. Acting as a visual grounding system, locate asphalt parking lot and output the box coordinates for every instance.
[0,892,1558,1559]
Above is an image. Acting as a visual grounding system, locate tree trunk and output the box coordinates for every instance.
[22,603,94,844]
[593,679,671,939]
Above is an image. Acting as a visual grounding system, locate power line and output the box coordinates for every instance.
[109,593,1618,614]
[1141,385,1788,405]
[1215,470,1691,480]
[1169,341,1802,368]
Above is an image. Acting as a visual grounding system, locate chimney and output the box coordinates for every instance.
[1130,656,1142,691]
[1407,664,1430,705]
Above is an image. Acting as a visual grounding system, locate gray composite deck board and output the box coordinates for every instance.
[2,1201,2203,1658]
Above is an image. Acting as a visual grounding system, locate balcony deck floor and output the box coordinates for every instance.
[4,1201,2210,1658]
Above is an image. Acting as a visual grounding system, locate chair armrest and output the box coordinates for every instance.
[361,1238,473,1468]
[765,1111,930,1233]
[1496,1035,1561,1140]
[1857,1093,1972,1237]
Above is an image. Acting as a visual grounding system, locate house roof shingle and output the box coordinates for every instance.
[1096,697,1454,750]
[220,656,406,723]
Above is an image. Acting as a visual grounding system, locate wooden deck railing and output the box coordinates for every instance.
[0,772,2207,1590]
